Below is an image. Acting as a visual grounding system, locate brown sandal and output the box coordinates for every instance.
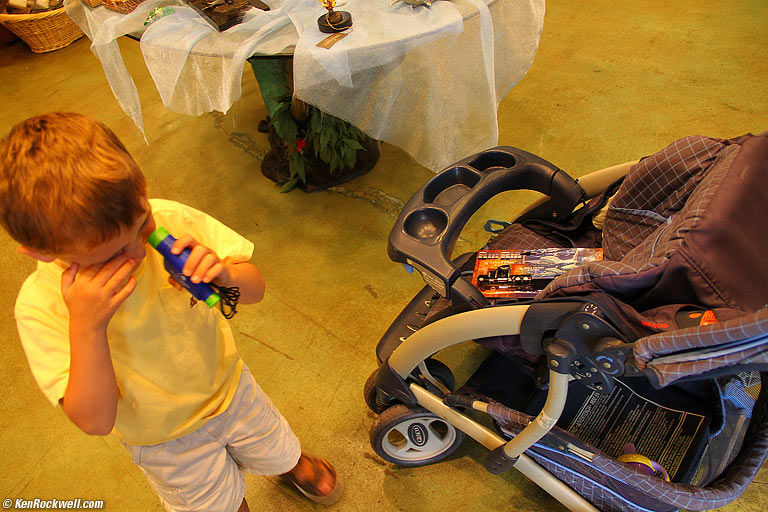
[281,454,344,505]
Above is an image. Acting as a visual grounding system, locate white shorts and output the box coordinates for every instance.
[123,365,301,512]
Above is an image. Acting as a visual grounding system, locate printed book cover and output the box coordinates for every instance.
[472,248,603,298]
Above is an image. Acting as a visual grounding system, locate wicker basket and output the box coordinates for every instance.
[0,7,84,53]
[102,0,144,14]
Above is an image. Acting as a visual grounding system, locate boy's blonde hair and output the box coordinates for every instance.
[0,112,147,254]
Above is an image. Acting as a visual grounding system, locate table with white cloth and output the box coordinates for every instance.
[66,0,544,172]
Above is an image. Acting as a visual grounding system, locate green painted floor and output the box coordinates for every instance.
[1,1,766,510]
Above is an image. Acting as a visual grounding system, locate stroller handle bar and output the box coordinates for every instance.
[387,305,530,375]
[388,146,586,307]
[515,159,638,220]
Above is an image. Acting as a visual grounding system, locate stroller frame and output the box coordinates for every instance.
[381,304,597,511]
[368,137,768,512]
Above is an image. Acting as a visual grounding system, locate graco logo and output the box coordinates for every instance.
[408,423,428,446]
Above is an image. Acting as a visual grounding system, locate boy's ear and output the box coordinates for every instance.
[17,245,57,263]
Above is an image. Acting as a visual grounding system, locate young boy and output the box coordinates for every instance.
[0,112,342,511]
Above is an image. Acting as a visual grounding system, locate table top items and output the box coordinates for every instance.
[316,0,351,34]
[187,0,269,31]
[3,0,63,14]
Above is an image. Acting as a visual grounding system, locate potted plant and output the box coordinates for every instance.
[248,57,379,192]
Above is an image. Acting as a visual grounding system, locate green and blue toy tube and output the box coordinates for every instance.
[147,227,221,308]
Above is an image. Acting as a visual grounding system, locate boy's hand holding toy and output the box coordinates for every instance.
[168,234,231,289]
[149,227,240,317]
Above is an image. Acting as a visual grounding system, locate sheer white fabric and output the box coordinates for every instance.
[66,0,544,171]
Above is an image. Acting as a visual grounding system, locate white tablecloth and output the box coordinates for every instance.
[67,0,544,171]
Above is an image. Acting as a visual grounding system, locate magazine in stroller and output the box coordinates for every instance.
[365,132,768,511]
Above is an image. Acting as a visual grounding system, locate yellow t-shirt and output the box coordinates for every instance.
[15,199,254,445]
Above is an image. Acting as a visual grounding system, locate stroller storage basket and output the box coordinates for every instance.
[470,352,768,511]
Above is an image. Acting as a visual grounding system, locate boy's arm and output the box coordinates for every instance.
[60,326,119,435]
[59,255,137,435]
[217,261,265,304]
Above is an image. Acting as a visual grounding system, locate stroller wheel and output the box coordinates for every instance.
[370,404,465,466]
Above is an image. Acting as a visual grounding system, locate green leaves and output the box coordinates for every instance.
[279,175,300,193]
[278,145,307,193]
[290,151,306,181]
[308,108,366,175]
[268,97,367,191]
[270,100,298,143]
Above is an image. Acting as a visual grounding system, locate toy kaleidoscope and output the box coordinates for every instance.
[148,227,240,318]
[148,227,222,308]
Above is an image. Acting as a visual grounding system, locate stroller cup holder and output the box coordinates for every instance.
[389,146,585,307]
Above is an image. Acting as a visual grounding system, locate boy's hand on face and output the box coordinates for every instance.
[169,235,231,289]
[61,254,138,332]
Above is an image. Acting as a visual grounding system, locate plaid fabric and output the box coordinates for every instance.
[635,308,768,386]
[539,135,740,305]
[538,133,768,385]
[602,136,733,261]
[617,146,737,267]
[490,404,673,511]
[536,260,663,300]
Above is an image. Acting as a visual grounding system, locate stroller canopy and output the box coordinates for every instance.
[538,133,768,387]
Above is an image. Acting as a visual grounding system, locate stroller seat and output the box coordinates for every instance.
[366,132,768,511]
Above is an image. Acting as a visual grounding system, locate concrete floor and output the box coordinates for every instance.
[1,1,766,510]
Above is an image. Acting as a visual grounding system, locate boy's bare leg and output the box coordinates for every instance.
[238,499,249,512]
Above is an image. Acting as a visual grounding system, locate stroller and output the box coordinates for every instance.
[365,132,768,511]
